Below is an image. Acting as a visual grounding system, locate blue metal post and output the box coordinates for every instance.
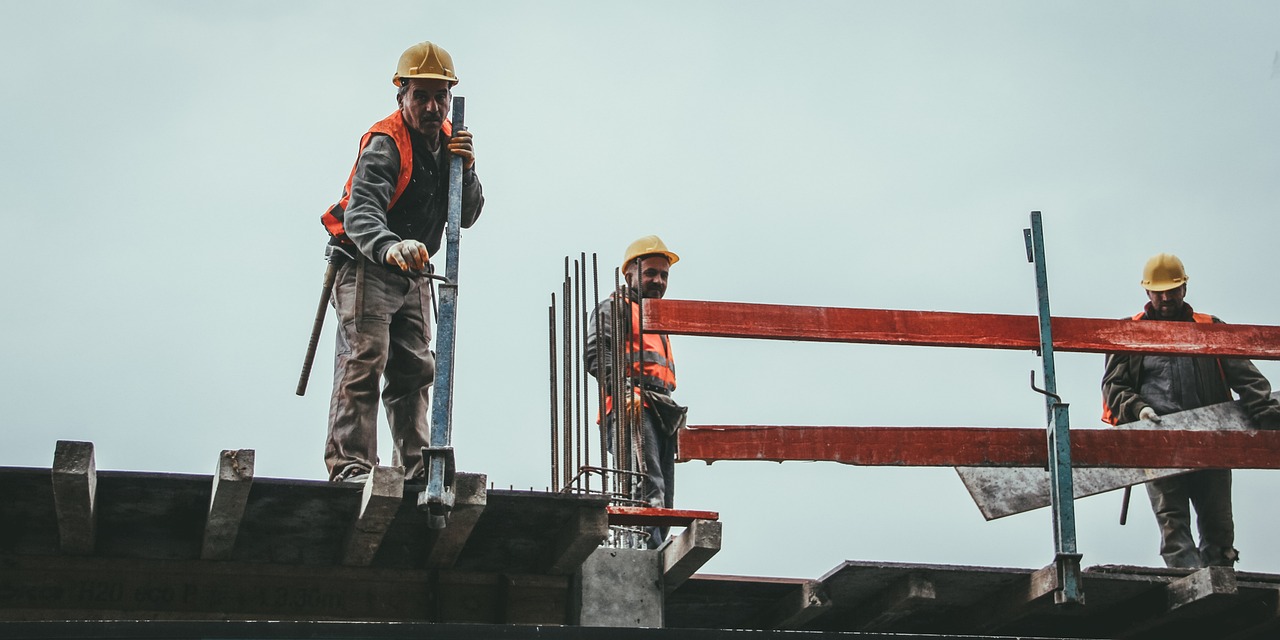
[1025,211,1084,604]
[420,97,466,528]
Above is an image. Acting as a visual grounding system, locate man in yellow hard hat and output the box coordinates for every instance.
[1102,253,1280,568]
[585,236,687,548]
[319,41,485,483]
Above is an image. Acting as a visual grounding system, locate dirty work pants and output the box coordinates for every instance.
[606,406,676,549]
[1145,470,1236,568]
[325,257,435,481]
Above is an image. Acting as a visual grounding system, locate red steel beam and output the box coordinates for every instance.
[643,299,1280,359]
[677,425,1280,469]
[606,506,720,526]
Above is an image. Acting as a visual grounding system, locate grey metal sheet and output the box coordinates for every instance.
[955,393,1276,520]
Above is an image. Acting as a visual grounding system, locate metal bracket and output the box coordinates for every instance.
[418,445,457,529]
[1026,211,1083,605]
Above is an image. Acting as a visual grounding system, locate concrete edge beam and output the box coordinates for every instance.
[548,504,610,575]
[759,579,831,630]
[51,440,96,555]
[856,572,937,631]
[201,449,255,561]
[662,519,722,594]
[426,472,488,569]
[342,465,404,566]
[1168,566,1237,612]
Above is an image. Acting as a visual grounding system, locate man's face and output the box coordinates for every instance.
[1147,283,1187,319]
[626,255,671,299]
[397,78,451,137]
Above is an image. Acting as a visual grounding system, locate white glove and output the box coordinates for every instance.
[1139,406,1162,423]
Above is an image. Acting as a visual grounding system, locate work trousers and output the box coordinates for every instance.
[606,407,677,549]
[1145,470,1237,568]
[325,257,435,481]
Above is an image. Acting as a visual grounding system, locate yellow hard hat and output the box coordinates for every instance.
[622,235,679,271]
[393,41,458,86]
[1141,253,1188,291]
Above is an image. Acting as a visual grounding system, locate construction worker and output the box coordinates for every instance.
[1102,253,1280,568]
[585,236,688,548]
[319,41,484,483]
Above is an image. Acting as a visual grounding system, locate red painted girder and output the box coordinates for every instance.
[643,299,1280,359]
[606,506,720,526]
[677,425,1280,469]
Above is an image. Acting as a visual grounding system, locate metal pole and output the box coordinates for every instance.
[593,254,608,484]
[420,96,467,528]
[548,296,559,492]
[563,261,573,491]
[1025,210,1083,605]
[574,257,584,490]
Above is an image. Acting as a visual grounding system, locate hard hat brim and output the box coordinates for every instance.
[393,74,459,86]
[1141,278,1187,292]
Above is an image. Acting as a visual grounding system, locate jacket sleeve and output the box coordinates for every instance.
[342,134,404,265]
[1102,352,1147,424]
[1206,315,1280,427]
[461,165,484,229]
[1220,357,1280,426]
[585,298,616,392]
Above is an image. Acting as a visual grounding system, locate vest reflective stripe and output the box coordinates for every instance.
[1100,310,1217,426]
[623,297,676,392]
[321,112,452,241]
[601,296,676,418]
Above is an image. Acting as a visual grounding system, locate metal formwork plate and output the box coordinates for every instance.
[956,392,1277,520]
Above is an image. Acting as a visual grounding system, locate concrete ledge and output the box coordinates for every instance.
[662,519,722,594]
[51,440,96,555]
[343,465,404,566]
[201,449,254,561]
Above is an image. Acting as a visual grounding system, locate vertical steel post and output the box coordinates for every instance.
[1025,210,1084,605]
[420,97,466,528]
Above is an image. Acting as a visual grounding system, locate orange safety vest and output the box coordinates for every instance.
[320,111,453,243]
[1100,310,1218,425]
[602,295,677,416]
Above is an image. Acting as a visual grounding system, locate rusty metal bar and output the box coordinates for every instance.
[562,264,572,491]
[642,299,1280,360]
[606,506,720,527]
[593,254,607,482]
[677,425,1280,468]
[547,296,558,492]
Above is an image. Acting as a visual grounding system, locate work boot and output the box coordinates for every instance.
[335,466,371,484]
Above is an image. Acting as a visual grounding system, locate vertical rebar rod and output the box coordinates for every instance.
[631,257,646,504]
[611,268,627,498]
[548,295,559,492]
[580,253,591,490]
[562,260,573,491]
[592,253,606,487]
[573,258,584,491]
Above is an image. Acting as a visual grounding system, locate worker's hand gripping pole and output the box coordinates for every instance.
[419,96,465,529]
[296,251,339,396]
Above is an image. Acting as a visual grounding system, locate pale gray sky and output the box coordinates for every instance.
[3,1,1280,579]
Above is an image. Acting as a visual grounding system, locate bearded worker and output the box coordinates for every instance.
[585,236,688,548]
[1102,253,1280,567]
[319,41,484,483]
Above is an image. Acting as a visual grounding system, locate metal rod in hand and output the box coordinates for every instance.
[421,96,467,527]
[296,257,338,396]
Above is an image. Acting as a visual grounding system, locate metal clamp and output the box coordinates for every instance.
[418,445,457,529]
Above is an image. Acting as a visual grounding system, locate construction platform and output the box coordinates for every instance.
[3,444,1280,639]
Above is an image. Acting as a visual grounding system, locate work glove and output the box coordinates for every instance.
[448,129,476,169]
[1138,406,1161,423]
[385,239,430,273]
[624,388,644,421]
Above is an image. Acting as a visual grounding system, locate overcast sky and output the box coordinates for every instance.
[3,1,1280,579]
